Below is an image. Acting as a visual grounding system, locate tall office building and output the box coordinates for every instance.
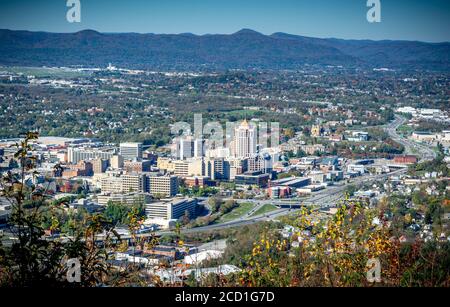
[205,158,230,180]
[120,143,143,161]
[173,137,206,160]
[193,138,205,158]
[179,137,193,160]
[235,120,257,158]
[110,154,124,169]
[92,158,109,174]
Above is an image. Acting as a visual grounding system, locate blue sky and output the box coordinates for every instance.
[0,0,449,42]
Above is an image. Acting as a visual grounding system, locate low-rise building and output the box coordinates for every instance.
[146,175,179,197]
[235,171,270,188]
[347,131,369,142]
[308,171,326,184]
[296,185,325,194]
[268,186,291,199]
[145,198,198,227]
[411,131,435,142]
[62,160,94,178]
[394,155,418,165]
[100,173,145,193]
[270,177,311,189]
[184,176,214,188]
[184,250,224,265]
[97,192,152,206]
[347,164,366,175]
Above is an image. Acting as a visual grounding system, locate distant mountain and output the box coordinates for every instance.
[271,32,450,71]
[0,29,449,71]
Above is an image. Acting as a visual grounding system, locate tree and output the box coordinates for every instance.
[181,210,191,225]
[220,200,238,214]
[208,197,223,213]
[104,202,129,225]
[284,128,295,139]
[345,185,357,197]
[234,200,450,287]
[0,132,120,286]
[104,201,144,226]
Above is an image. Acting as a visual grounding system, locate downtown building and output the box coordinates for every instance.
[100,173,145,194]
[234,120,257,158]
[92,158,110,174]
[62,160,94,178]
[96,192,152,206]
[172,158,204,177]
[68,146,116,164]
[145,198,198,228]
[145,175,179,197]
[162,119,279,184]
[172,136,205,160]
[100,172,179,197]
[119,142,143,161]
[110,154,124,169]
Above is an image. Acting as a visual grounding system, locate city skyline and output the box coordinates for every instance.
[0,0,449,291]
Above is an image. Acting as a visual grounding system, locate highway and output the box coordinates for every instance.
[386,115,437,162]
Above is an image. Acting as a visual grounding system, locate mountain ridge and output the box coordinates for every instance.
[0,28,448,71]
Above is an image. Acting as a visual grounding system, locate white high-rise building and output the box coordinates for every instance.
[193,139,205,158]
[173,137,205,160]
[235,120,257,158]
[120,143,143,161]
[179,137,193,160]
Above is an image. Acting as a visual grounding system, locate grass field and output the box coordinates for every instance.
[0,66,91,78]
[217,202,254,223]
[397,124,414,136]
[225,109,265,117]
[249,204,278,217]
